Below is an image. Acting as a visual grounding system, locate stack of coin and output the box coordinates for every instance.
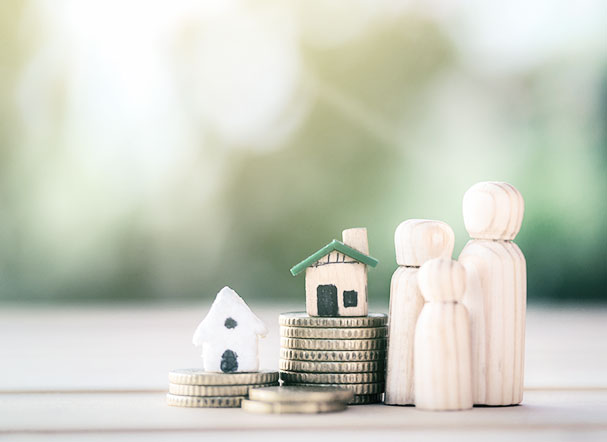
[279,312,387,404]
[243,385,352,414]
[167,369,279,408]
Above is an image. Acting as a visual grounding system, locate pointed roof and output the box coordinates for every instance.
[192,287,267,346]
[290,239,379,276]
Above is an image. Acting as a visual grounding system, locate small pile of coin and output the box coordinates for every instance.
[279,312,387,404]
[167,369,279,408]
[242,385,353,414]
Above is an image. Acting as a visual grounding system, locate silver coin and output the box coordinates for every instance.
[241,399,347,414]
[166,394,244,408]
[280,370,384,384]
[280,348,385,362]
[249,385,353,403]
[281,337,386,351]
[279,359,384,373]
[280,326,387,339]
[285,382,385,395]
[169,369,279,386]
[279,312,388,328]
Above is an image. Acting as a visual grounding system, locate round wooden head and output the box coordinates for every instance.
[418,258,466,303]
[463,181,524,240]
[394,219,455,267]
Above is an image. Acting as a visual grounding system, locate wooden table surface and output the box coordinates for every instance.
[1,304,606,441]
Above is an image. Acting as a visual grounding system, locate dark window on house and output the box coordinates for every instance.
[343,290,358,308]
[224,317,238,329]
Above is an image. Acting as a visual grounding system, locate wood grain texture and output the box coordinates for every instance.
[342,228,369,255]
[394,219,454,267]
[460,181,526,406]
[0,306,604,393]
[384,267,423,405]
[414,258,472,411]
[385,219,455,405]
[0,306,606,439]
[460,239,526,406]
[462,181,524,241]
[1,390,606,436]
[305,258,368,317]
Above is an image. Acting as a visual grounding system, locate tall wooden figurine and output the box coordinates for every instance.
[384,220,454,405]
[414,258,472,411]
[459,181,526,406]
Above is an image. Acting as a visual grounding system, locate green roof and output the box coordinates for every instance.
[290,239,379,276]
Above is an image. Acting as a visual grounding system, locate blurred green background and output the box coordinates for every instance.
[0,0,605,305]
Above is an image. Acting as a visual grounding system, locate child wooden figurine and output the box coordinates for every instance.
[192,286,268,373]
[414,258,472,411]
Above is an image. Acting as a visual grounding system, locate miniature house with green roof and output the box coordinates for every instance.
[290,228,378,317]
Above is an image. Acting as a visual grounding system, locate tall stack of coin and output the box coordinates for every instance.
[279,312,388,404]
[167,369,279,408]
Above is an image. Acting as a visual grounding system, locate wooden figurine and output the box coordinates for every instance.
[459,181,526,406]
[290,228,379,317]
[414,258,472,411]
[385,219,454,405]
[192,286,268,373]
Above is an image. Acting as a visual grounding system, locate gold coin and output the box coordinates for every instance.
[280,348,385,362]
[241,399,347,414]
[281,337,386,351]
[166,394,244,408]
[280,326,387,339]
[350,393,383,405]
[168,369,279,386]
[280,371,384,384]
[169,383,277,397]
[279,359,384,373]
[279,312,388,328]
[285,382,385,395]
[249,385,353,403]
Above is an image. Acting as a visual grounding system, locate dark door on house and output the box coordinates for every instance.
[317,284,338,316]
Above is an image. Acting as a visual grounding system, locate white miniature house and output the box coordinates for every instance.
[192,286,267,373]
[290,228,379,317]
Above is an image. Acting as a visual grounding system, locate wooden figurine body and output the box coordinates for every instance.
[192,287,268,373]
[290,228,378,317]
[414,258,472,411]
[459,181,526,406]
[385,220,454,405]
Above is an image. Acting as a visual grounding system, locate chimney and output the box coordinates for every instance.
[342,228,369,255]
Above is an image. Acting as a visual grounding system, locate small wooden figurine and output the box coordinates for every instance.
[384,219,454,405]
[192,286,268,373]
[290,228,379,317]
[459,181,526,406]
[414,258,472,411]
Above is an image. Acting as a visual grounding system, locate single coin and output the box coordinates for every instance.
[281,337,386,351]
[169,383,277,397]
[280,348,385,362]
[168,369,279,386]
[349,393,383,405]
[249,385,353,403]
[280,326,387,339]
[279,359,384,373]
[241,399,347,414]
[166,394,244,408]
[279,312,388,328]
[286,382,385,395]
[280,371,384,384]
